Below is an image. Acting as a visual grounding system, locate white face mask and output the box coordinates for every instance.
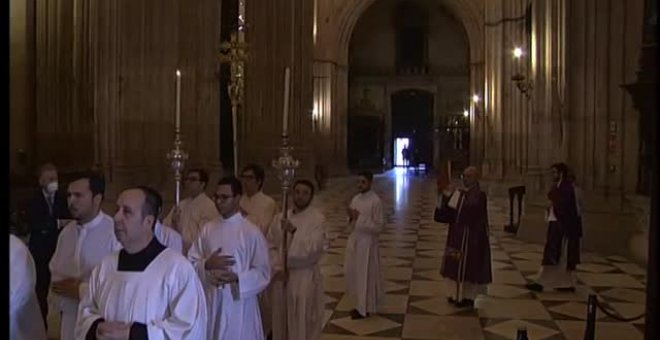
[46,181,59,193]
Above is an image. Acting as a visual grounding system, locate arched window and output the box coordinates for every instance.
[395,2,428,74]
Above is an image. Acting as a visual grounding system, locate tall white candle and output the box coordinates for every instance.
[175,70,181,131]
[283,67,290,136]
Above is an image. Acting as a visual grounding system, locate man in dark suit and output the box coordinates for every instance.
[26,163,71,325]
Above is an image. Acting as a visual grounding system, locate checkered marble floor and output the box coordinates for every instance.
[316,170,647,340]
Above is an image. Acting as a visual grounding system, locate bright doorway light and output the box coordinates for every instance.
[394,138,410,167]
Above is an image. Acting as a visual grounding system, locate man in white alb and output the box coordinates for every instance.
[239,163,278,336]
[145,186,183,254]
[188,176,271,340]
[10,234,47,340]
[76,186,207,339]
[163,168,219,252]
[49,173,121,340]
[269,179,327,340]
[344,171,385,319]
[240,163,278,235]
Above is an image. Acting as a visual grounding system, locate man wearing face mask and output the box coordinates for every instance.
[439,166,492,309]
[25,163,71,325]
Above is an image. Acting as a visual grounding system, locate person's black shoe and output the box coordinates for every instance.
[350,309,367,319]
[555,286,576,293]
[525,283,544,292]
[447,297,459,305]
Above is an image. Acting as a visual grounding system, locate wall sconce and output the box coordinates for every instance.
[512,73,533,99]
[511,46,533,99]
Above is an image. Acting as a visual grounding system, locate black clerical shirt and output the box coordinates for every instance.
[86,237,166,340]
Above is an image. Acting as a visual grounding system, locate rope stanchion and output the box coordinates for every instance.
[583,294,646,340]
[593,295,646,322]
[583,295,596,340]
[516,327,529,340]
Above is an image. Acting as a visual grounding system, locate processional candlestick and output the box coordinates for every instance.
[167,70,189,205]
[219,30,249,175]
[271,67,298,340]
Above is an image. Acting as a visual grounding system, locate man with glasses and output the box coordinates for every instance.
[163,168,219,252]
[188,176,271,340]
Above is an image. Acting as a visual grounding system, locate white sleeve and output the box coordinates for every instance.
[288,216,327,269]
[187,226,212,287]
[75,264,104,340]
[356,199,385,235]
[146,262,208,340]
[236,231,271,299]
[266,213,284,273]
[10,236,36,315]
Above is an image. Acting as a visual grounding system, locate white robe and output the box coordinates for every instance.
[188,213,271,340]
[49,211,121,340]
[344,190,385,315]
[240,191,278,235]
[76,247,208,340]
[163,193,219,253]
[10,234,47,340]
[239,191,278,335]
[154,221,183,254]
[268,207,327,340]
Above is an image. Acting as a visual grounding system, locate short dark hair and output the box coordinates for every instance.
[551,163,569,178]
[71,172,106,199]
[241,163,265,189]
[294,179,315,197]
[133,186,163,219]
[357,171,374,182]
[187,168,210,186]
[217,176,243,196]
[38,163,57,176]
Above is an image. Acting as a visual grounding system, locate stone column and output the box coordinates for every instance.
[622,0,657,335]
[482,0,505,179]
[244,0,315,191]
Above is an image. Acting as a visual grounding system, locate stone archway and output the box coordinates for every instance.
[336,0,483,66]
[331,0,485,171]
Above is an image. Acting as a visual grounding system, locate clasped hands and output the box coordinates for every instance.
[95,321,131,340]
[205,248,238,287]
[346,207,360,221]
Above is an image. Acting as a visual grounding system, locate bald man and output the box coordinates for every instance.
[439,166,492,308]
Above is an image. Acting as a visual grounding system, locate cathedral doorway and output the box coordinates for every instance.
[391,89,434,169]
[345,0,473,172]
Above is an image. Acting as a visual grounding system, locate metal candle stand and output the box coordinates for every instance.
[167,131,188,205]
[271,133,299,339]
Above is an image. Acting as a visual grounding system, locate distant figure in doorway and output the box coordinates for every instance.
[402,145,410,167]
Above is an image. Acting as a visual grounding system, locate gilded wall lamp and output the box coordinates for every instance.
[511,47,533,99]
